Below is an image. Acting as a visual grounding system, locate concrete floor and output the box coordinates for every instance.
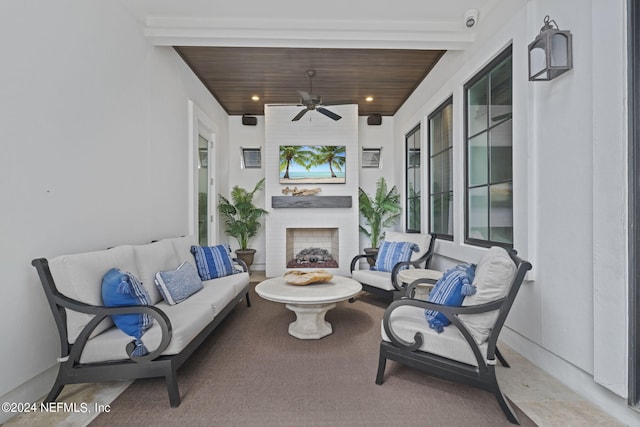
[3,272,624,426]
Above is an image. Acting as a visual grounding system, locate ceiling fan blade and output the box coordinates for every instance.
[316,107,342,121]
[297,90,313,103]
[292,108,309,121]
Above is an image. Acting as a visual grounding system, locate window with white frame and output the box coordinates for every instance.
[362,147,382,168]
[464,46,513,247]
[428,97,453,240]
[405,125,421,233]
[241,147,262,169]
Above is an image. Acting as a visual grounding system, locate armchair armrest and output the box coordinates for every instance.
[390,234,438,291]
[233,257,249,272]
[382,296,506,366]
[350,254,375,272]
[390,257,432,291]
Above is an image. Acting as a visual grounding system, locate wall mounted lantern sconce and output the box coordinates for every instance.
[528,15,573,81]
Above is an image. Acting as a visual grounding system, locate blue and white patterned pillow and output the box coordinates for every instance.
[155,261,203,305]
[191,244,237,280]
[373,241,419,272]
[102,268,153,356]
[424,263,477,333]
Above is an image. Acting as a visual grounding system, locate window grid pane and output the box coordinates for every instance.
[406,125,421,233]
[489,183,513,243]
[428,97,453,239]
[465,47,513,247]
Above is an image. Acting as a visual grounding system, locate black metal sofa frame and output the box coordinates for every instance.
[375,249,532,424]
[31,257,251,408]
[350,234,437,301]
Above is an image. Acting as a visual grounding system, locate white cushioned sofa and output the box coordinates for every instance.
[31,235,250,407]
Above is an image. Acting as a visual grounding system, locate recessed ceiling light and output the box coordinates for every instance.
[366,96,374,102]
[251,95,260,101]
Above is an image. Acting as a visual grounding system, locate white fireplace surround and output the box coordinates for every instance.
[264,104,359,277]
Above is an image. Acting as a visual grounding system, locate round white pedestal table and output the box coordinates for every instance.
[255,275,362,339]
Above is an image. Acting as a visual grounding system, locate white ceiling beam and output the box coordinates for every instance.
[143,17,475,50]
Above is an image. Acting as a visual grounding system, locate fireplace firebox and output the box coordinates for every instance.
[286,228,339,269]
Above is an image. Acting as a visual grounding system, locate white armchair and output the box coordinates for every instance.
[350,232,437,301]
[375,247,532,424]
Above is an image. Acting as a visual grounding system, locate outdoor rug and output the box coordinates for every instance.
[91,283,535,426]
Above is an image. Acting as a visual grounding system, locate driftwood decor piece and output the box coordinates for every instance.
[282,186,322,196]
[283,269,334,285]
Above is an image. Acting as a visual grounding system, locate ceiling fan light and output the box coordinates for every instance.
[366,96,374,102]
[251,95,260,101]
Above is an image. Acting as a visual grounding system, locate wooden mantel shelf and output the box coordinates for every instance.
[271,196,352,209]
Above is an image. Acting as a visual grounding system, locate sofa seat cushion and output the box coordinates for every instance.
[381,305,487,367]
[203,271,250,296]
[48,245,137,344]
[79,300,215,364]
[192,280,240,316]
[351,269,393,291]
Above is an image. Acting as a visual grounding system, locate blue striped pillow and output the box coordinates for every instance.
[373,241,419,272]
[155,261,203,305]
[424,263,477,333]
[191,245,237,280]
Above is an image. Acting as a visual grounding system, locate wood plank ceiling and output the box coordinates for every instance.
[175,46,445,117]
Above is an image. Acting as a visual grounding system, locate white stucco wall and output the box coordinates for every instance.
[394,0,634,424]
[0,1,228,420]
[227,114,397,269]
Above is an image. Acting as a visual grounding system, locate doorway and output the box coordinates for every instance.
[198,134,211,246]
[629,0,640,409]
[189,100,217,246]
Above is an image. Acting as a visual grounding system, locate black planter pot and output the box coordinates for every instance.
[235,249,256,271]
[363,247,379,267]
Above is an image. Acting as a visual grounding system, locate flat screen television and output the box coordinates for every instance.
[279,145,346,184]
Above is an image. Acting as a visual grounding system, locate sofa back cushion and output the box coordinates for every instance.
[48,245,137,344]
[166,235,199,266]
[133,240,181,304]
[460,246,517,344]
[384,232,431,262]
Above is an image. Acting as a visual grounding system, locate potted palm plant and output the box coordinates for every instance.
[358,177,401,266]
[217,178,268,269]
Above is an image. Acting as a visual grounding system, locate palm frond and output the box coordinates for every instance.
[358,177,401,248]
[217,179,267,250]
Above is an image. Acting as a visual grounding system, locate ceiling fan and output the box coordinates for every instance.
[292,70,343,122]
